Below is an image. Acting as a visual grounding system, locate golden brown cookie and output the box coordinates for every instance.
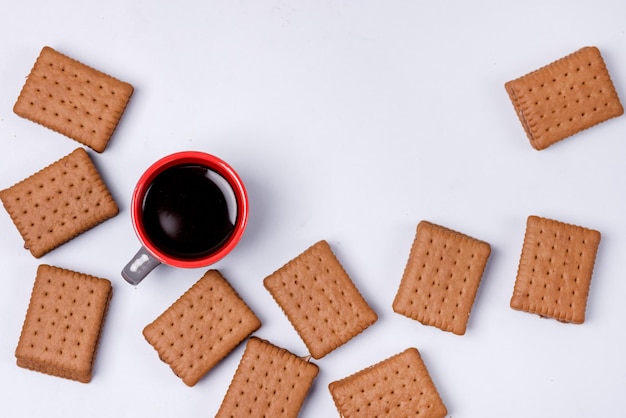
[510,216,601,323]
[505,46,623,150]
[0,148,119,258]
[263,240,378,359]
[14,46,133,152]
[393,221,491,335]
[15,264,112,383]
[216,337,319,418]
[329,347,447,418]
[143,270,261,386]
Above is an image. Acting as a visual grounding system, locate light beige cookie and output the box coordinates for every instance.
[15,264,112,383]
[263,240,378,359]
[393,221,491,335]
[510,216,601,323]
[0,148,119,258]
[14,46,133,152]
[505,46,623,150]
[216,337,319,418]
[143,270,261,386]
[329,347,447,418]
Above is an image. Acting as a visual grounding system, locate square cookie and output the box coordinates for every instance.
[15,264,112,383]
[329,347,447,418]
[143,270,261,386]
[14,46,134,152]
[216,337,319,418]
[263,240,378,359]
[510,216,601,323]
[0,148,119,258]
[505,46,623,150]
[393,221,491,335]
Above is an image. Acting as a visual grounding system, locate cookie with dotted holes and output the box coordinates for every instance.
[216,337,319,418]
[392,221,491,335]
[505,46,623,150]
[510,216,601,323]
[328,347,447,418]
[143,270,261,386]
[14,46,133,152]
[0,148,119,258]
[263,240,378,359]
[15,264,112,383]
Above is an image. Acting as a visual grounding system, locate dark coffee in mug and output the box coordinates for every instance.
[141,164,236,260]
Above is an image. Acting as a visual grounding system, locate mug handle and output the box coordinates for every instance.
[121,247,162,285]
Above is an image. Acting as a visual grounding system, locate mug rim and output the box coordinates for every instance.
[130,151,248,268]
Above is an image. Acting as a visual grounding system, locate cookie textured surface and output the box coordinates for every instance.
[505,46,623,150]
[216,337,319,418]
[14,46,133,152]
[0,148,119,258]
[143,270,261,386]
[15,264,112,383]
[329,347,447,418]
[510,216,601,323]
[263,240,378,359]
[393,221,491,335]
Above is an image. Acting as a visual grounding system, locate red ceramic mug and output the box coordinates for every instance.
[122,151,248,285]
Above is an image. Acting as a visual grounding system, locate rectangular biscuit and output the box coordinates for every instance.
[15,264,112,383]
[263,240,378,359]
[329,347,447,418]
[510,216,601,323]
[505,46,623,150]
[0,148,119,258]
[14,46,134,152]
[143,270,261,386]
[393,221,491,335]
[216,337,319,418]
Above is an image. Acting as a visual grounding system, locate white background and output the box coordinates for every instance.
[1,1,625,417]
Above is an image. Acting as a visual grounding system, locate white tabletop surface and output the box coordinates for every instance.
[2,1,626,417]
